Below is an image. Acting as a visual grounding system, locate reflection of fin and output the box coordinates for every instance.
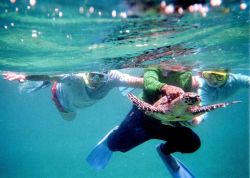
[118,87,135,96]
[86,126,118,170]
[156,144,195,178]
[19,81,50,93]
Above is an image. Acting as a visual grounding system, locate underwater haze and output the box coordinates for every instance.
[0,0,249,178]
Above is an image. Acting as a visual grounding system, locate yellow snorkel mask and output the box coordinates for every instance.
[201,70,229,87]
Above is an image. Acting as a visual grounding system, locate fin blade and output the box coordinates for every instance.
[86,143,112,170]
[86,126,118,170]
[156,144,195,178]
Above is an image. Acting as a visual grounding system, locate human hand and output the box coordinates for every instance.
[191,116,204,126]
[161,84,184,100]
[2,72,26,82]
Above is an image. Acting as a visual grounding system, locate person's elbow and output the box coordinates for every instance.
[191,116,204,126]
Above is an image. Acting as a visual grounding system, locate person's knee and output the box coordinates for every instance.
[107,129,137,153]
[107,141,130,153]
[111,145,130,153]
[190,136,201,152]
[186,134,201,153]
[179,127,201,153]
[106,130,126,152]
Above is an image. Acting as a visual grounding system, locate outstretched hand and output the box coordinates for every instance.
[2,72,26,82]
[161,84,184,100]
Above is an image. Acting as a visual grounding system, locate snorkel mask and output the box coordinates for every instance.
[201,70,229,87]
[85,72,108,88]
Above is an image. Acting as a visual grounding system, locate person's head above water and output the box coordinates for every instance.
[200,69,229,87]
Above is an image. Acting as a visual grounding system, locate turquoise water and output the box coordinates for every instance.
[0,0,249,178]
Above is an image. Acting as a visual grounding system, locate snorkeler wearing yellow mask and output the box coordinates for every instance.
[195,69,249,107]
[200,70,229,87]
[3,70,144,121]
[184,69,249,125]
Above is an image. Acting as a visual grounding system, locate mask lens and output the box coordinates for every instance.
[214,74,226,81]
[89,73,95,78]
[88,72,106,84]
[99,74,104,79]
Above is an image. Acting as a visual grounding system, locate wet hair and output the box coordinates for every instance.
[158,62,192,72]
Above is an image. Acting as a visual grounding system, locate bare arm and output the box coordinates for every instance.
[123,76,144,88]
[191,115,204,126]
[3,72,26,82]
[3,72,61,82]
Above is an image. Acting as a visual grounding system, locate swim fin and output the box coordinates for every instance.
[86,126,119,170]
[156,144,195,178]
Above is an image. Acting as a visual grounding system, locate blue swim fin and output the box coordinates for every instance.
[86,126,118,170]
[156,144,195,178]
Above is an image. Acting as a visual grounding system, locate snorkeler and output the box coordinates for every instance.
[86,67,249,178]
[198,69,249,103]
[3,70,144,121]
[191,69,250,124]
[86,67,200,178]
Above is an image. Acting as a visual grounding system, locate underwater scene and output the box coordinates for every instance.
[0,0,249,178]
